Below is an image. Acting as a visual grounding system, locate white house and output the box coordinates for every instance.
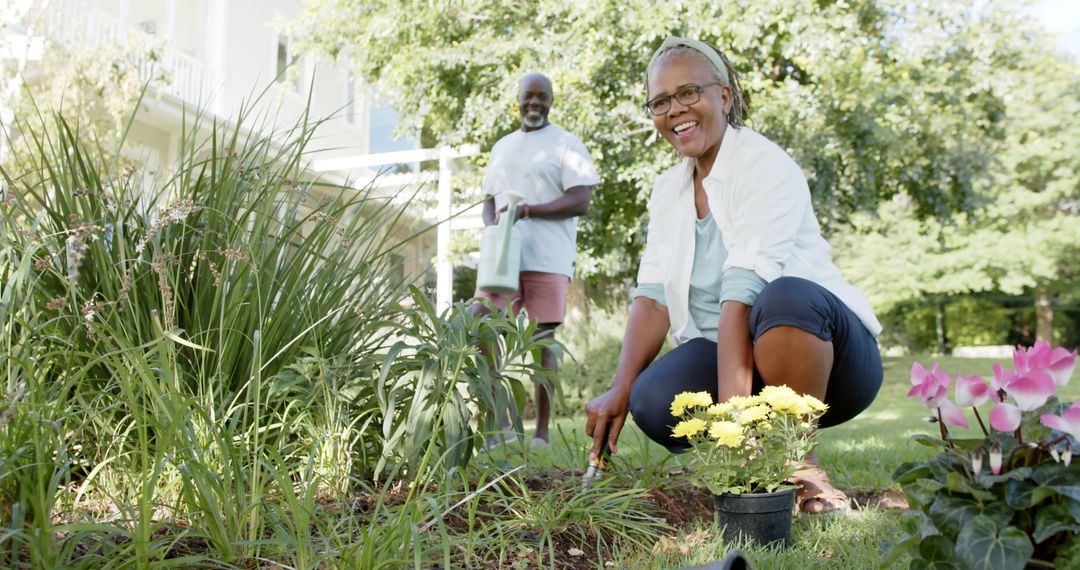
[3,0,445,287]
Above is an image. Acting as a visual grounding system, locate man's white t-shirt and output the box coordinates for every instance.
[483,124,601,278]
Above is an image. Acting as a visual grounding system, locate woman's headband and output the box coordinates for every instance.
[646,36,730,86]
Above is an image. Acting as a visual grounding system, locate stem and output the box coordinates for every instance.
[1015,427,1024,446]
[937,407,952,448]
[972,407,988,436]
[1043,434,1070,448]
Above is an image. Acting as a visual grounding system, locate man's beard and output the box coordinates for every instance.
[522,112,546,128]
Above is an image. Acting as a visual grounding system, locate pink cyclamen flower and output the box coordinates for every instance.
[991,363,1017,394]
[938,398,970,429]
[1014,342,1077,387]
[990,402,1022,432]
[1041,400,1080,441]
[1014,341,1051,375]
[1004,369,1057,411]
[955,374,991,408]
[908,362,951,408]
[1047,348,1077,387]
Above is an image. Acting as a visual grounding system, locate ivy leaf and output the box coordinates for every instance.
[1033,504,1080,544]
[954,515,1034,570]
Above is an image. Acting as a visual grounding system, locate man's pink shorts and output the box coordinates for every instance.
[474,271,571,325]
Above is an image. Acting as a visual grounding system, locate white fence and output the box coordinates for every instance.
[314,145,482,312]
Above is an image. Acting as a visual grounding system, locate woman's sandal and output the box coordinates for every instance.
[791,467,851,515]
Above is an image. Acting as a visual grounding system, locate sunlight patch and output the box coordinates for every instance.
[856,410,901,421]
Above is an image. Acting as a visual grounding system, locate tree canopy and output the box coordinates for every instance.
[296,0,1052,281]
[832,47,1080,339]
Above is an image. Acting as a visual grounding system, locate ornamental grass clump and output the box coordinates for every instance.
[887,341,1080,569]
[670,386,828,495]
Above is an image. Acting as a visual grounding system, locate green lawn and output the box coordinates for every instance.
[469,352,1080,569]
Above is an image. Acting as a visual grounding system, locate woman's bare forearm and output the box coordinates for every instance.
[610,297,670,395]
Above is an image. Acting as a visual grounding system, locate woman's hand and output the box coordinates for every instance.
[585,387,630,460]
[584,297,670,461]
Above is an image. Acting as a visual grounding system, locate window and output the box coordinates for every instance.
[276,35,289,79]
[276,34,303,93]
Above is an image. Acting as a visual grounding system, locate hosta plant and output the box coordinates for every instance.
[669,386,828,495]
[887,341,1080,569]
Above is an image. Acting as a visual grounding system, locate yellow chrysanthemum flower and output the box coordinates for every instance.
[804,395,828,413]
[672,418,707,439]
[727,395,761,409]
[737,404,771,426]
[670,391,713,417]
[760,385,809,415]
[706,402,734,417]
[709,421,744,448]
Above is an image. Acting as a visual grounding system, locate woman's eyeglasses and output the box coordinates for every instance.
[645,82,725,116]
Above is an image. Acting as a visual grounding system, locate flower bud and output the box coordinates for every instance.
[990,444,1003,475]
[1065,444,1073,468]
[971,451,983,475]
[1051,447,1061,463]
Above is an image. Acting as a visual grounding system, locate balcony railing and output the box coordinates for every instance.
[43,0,209,108]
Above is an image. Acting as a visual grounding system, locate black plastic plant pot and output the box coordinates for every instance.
[713,489,795,548]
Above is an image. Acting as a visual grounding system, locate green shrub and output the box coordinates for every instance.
[0,101,551,566]
[945,297,1013,346]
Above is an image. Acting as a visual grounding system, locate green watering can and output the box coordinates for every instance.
[476,192,523,293]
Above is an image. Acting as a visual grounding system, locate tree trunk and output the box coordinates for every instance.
[1034,287,1055,342]
[934,298,948,355]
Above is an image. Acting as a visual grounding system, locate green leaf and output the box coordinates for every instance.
[1067,497,1080,524]
[948,437,987,451]
[1033,504,1080,544]
[929,495,982,537]
[1044,480,1080,502]
[1005,478,1037,510]
[911,434,949,448]
[946,471,996,502]
[914,535,965,569]
[928,452,968,481]
[881,534,920,568]
[954,515,1034,570]
[900,509,933,536]
[895,461,934,484]
[976,467,1033,486]
[904,478,946,509]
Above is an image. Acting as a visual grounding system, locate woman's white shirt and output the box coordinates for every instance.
[637,126,883,345]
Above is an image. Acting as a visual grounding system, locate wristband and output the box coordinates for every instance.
[523,204,530,219]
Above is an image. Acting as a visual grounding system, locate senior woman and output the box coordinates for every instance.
[584,36,884,513]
